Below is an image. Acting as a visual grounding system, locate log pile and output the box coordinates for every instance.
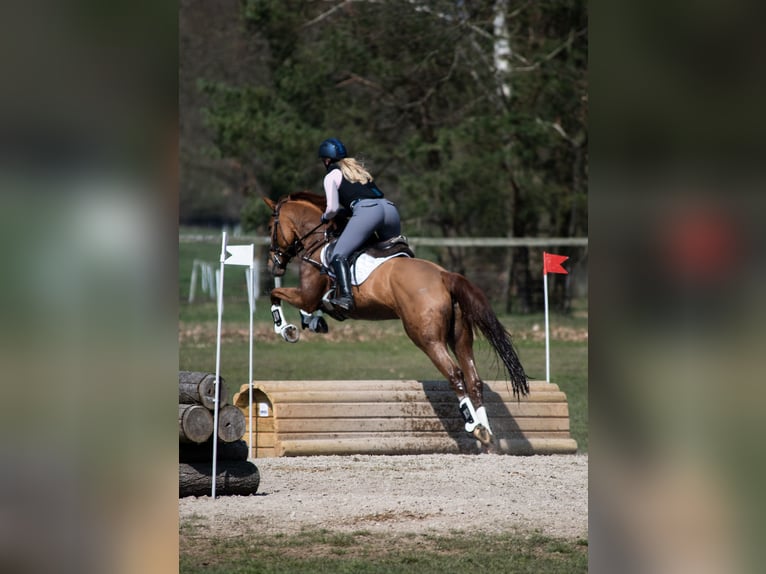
[178,371,260,497]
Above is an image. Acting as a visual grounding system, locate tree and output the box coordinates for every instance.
[184,0,587,308]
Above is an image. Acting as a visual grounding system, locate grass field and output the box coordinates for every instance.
[178,239,588,573]
[180,527,588,573]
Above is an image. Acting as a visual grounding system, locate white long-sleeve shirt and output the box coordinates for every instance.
[322,169,343,220]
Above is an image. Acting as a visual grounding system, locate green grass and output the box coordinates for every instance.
[179,527,588,573]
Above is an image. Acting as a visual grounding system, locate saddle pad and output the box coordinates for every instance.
[320,245,410,286]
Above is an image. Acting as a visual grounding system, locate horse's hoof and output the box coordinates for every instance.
[472,425,493,446]
[280,324,300,343]
[313,316,329,333]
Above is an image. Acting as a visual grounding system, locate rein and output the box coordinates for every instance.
[269,199,328,271]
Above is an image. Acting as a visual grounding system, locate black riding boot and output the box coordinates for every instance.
[329,255,355,311]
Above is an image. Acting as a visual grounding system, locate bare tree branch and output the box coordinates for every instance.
[302,0,382,28]
[335,73,383,92]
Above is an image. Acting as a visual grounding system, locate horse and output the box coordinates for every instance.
[263,192,529,447]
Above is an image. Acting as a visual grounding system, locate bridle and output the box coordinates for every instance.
[268,199,327,273]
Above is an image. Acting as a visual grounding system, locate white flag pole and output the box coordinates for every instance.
[246,264,255,457]
[544,270,551,383]
[212,231,227,498]
[222,243,256,460]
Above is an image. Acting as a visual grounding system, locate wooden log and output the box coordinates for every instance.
[179,371,228,410]
[238,379,557,393]
[179,439,249,463]
[276,436,577,457]
[179,460,260,497]
[270,416,570,434]
[178,404,214,444]
[217,404,246,443]
[231,382,564,411]
[271,401,569,420]
[280,430,572,441]
[235,389,567,404]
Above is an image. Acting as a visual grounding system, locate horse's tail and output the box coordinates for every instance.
[444,272,529,399]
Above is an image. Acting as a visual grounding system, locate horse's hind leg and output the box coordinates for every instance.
[402,318,491,447]
[449,304,493,444]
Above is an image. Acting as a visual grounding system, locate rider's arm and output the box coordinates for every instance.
[322,169,343,220]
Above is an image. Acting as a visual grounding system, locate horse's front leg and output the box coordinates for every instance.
[270,286,313,310]
[270,263,331,341]
[269,287,328,335]
[270,277,329,341]
[299,310,328,333]
[269,287,307,343]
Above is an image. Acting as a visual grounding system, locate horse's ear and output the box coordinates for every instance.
[263,197,276,210]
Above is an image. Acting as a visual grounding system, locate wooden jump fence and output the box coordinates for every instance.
[233,379,578,457]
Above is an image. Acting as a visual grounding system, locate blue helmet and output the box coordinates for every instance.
[318,138,347,160]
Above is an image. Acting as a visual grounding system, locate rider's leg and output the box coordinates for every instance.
[330,201,384,311]
[329,255,354,311]
[332,201,383,257]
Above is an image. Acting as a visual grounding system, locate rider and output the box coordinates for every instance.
[318,137,401,312]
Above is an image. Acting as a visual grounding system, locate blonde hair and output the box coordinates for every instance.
[337,158,373,184]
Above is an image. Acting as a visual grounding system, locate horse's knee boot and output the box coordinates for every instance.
[329,255,355,311]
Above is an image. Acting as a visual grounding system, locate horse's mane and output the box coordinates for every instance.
[284,191,326,211]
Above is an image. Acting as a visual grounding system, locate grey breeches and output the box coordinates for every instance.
[333,199,401,259]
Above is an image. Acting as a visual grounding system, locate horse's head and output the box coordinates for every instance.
[264,197,298,277]
[263,194,326,277]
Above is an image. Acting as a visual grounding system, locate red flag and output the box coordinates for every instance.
[543,252,569,275]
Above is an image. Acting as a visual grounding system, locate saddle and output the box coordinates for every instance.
[320,235,414,321]
[325,234,414,268]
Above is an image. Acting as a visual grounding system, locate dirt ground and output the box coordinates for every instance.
[178,453,588,540]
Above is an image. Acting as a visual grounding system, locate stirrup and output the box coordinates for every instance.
[330,295,354,311]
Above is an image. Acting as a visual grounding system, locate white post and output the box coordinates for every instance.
[189,260,198,304]
[246,266,255,457]
[212,232,227,498]
[544,272,551,383]
[204,264,215,299]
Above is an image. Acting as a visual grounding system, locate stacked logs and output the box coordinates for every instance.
[178,371,260,497]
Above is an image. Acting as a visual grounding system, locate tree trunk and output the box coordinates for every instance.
[179,371,228,410]
[179,461,260,497]
[178,404,214,444]
[493,0,512,102]
[179,439,249,463]
[217,404,246,443]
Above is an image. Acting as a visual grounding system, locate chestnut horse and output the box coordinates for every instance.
[264,192,529,446]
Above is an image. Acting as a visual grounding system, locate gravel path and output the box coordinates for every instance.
[179,453,588,540]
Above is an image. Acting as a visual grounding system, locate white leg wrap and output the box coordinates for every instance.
[459,397,480,432]
[271,304,300,342]
[271,304,286,334]
[475,406,492,435]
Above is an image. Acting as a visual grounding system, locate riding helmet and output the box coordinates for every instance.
[318,138,347,160]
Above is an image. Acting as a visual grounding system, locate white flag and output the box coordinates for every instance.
[224,244,254,267]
